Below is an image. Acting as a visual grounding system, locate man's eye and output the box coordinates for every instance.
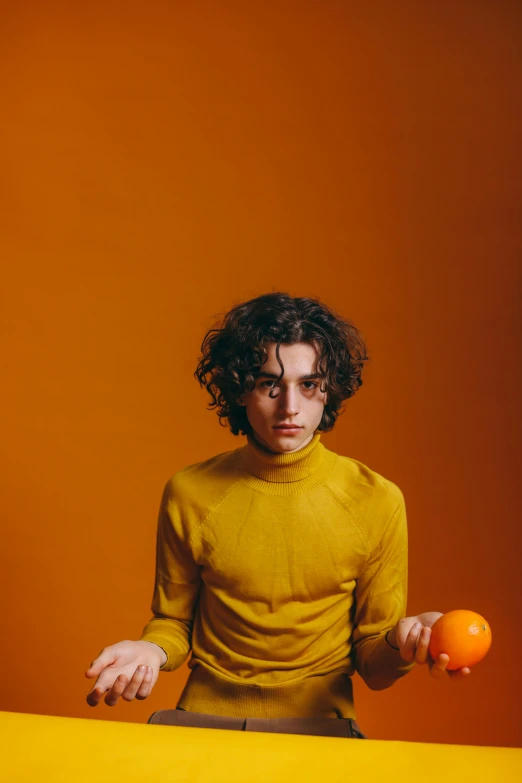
[259,380,317,390]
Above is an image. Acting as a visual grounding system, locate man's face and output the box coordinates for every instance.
[239,341,327,453]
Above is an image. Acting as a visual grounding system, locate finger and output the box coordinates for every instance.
[448,667,471,680]
[121,666,147,702]
[430,653,449,679]
[85,649,117,679]
[400,623,422,662]
[86,679,111,707]
[135,666,154,700]
[87,667,121,707]
[414,627,432,665]
[105,674,129,707]
[86,686,103,707]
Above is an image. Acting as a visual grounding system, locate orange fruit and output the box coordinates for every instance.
[428,610,492,670]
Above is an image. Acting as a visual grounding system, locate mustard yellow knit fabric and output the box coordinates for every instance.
[140,432,415,719]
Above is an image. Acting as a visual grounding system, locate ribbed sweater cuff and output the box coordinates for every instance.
[356,632,416,689]
[138,633,188,672]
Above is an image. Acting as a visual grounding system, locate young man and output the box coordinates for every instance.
[85,293,470,735]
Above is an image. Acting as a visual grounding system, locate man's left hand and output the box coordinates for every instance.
[389,612,471,680]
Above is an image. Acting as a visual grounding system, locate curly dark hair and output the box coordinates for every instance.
[193,292,369,436]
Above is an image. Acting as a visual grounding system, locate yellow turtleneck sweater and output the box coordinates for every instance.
[139,432,415,719]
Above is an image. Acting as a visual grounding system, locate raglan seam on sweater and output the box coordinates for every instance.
[323,481,372,556]
[362,500,404,590]
[188,477,247,556]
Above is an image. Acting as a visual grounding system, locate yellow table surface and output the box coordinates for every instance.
[2,710,521,782]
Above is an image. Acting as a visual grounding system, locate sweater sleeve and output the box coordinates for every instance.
[139,477,202,672]
[351,488,416,690]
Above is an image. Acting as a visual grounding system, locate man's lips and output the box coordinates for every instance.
[273,425,303,429]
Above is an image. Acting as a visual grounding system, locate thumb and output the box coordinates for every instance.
[85,650,116,678]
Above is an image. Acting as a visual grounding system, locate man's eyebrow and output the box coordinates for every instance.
[255,372,322,380]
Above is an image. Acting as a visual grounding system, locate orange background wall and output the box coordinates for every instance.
[2,1,521,748]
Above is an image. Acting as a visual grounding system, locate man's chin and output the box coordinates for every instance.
[263,429,310,453]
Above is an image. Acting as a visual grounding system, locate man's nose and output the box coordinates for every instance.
[279,387,300,415]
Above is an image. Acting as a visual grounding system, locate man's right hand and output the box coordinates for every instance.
[85,640,167,707]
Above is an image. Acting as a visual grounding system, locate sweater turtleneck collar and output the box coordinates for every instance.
[240,431,324,483]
